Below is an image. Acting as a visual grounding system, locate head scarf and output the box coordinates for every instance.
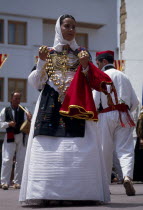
[53,15,79,52]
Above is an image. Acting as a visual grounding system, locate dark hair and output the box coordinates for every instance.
[96,53,114,64]
[60,14,76,25]
[11,91,21,98]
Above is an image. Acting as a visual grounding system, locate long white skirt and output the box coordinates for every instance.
[19,93,110,203]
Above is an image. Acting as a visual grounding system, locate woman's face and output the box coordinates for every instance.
[61,18,76,41]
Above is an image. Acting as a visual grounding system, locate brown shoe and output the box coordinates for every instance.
[123,176,135,196]
[2,184,9,190]
[13,183,20,189]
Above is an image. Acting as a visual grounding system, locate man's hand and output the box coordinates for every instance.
[9,121,16,127]
[39,45,49,61]
[26,112,32,122]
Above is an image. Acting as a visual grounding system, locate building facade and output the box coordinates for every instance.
[120,0,143,105]
[0,0,118,115]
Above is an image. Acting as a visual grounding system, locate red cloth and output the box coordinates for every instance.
[0,54,8,68]
[7,131,15,143]
[87,62,112,94]
[59,62,113,121]
[100,104,135,127]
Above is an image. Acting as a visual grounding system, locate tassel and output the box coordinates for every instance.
[119,111,126,127]
[107,93,114,106]
[111,84,118,105]
[126,110,135,127]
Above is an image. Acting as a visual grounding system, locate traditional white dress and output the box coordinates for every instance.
[19,58,110,203]
[19,16,110,204]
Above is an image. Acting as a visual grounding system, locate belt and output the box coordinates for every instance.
[99,103,135,127]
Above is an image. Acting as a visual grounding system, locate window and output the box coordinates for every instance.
[76,33,88,49]
[0,78,4,101]
[8,78,27,102]
[0,20,4,43]
[8,21,27,45]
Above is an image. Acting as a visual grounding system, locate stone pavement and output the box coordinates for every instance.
[0,183,143,210]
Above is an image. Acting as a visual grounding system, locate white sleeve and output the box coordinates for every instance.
[122,73,139,111]
[114,72,139,111]
[0,108,9,129]
[28,58,48,90]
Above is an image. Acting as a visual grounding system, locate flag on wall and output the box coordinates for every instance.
[35,56,39,64]
[114,60,125,71]
[0,54,8,68]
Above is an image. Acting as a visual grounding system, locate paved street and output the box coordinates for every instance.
[0,183,143,210]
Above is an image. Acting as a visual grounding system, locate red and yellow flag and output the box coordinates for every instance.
[114,60,125,71]
[34,56,39,64]
[0,54,8,68]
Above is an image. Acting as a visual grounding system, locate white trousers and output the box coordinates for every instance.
[1,133,27,185]
[98,110,135,183]
[113,150,123,181]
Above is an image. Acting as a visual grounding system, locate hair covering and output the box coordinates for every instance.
[53,15,79,52]
[96,50,114,59]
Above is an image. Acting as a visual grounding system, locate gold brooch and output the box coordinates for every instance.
[39,45,49,54]
[78,50,89,58]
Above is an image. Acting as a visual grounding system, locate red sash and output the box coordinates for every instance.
[100,104,135,127]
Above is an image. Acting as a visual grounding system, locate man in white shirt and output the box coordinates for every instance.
[93,50,139,196]
[0,92,31,190]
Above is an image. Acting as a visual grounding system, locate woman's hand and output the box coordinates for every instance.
[78,51,89,69]
[39,45,49,61]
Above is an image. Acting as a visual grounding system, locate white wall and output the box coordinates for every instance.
[122,0,143,104]
[0,14,42,111]
[0,0,117,24]
[0,0,118,113]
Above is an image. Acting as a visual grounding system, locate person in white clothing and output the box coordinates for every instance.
[0,92,31,190]
[93,50,139,196]
[19,14,114,206]
[112,99,141,184]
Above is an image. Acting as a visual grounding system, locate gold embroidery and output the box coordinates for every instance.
[59,104,98,121]
[44,48,79,102]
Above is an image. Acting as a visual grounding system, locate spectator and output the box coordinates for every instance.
[0,92,31,190]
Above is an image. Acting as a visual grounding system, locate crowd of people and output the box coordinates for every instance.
[0,14,142,206]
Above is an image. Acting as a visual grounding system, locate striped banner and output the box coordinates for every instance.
[35,56,39,64]
[0,54,8,68]
[114,60,125,71]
